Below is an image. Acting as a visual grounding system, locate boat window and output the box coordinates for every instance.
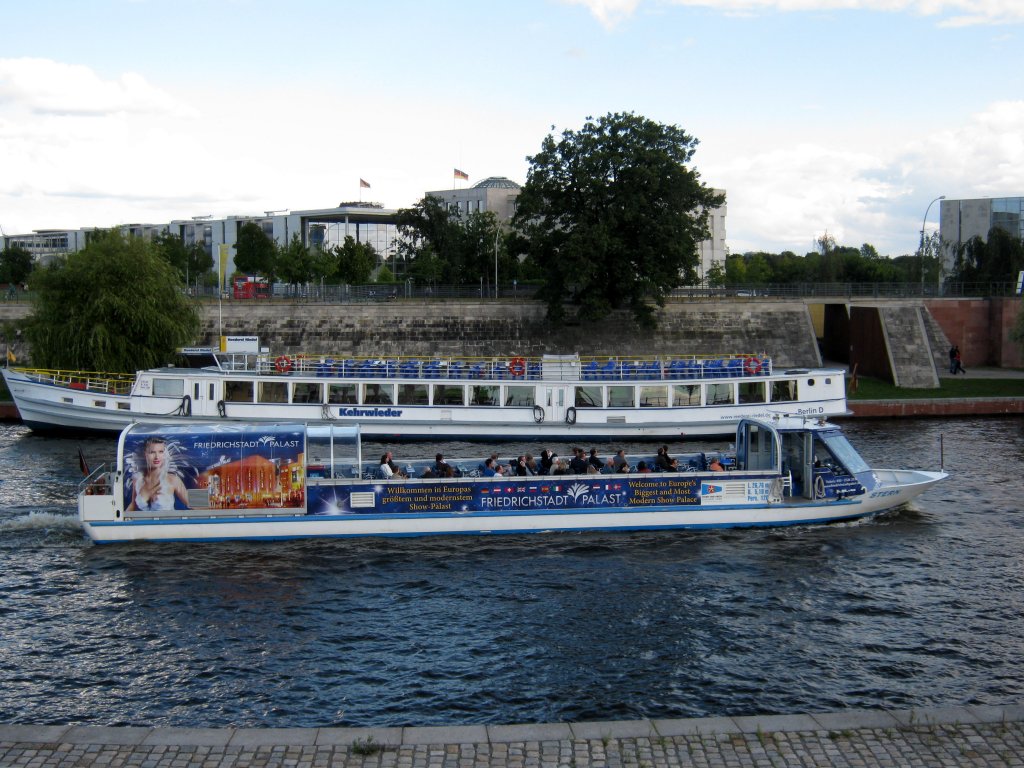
[471,385,500,406]
[672,384,701,407]
[639,385,668,407]
[575,386,602,408]
[292,382,323,404]
[153,378,184,397]
[224,380,254,403]
[432,384,464,406]
[328,383,357,404]
[363,383,395,405]
[819,432,870,474]
[505,385,534,406]
[397,383,429,405]
[738,381,766,404]
[707,383,734,405]
[607,386,634,408]
[770,379,798,402]
[258,381,288,403]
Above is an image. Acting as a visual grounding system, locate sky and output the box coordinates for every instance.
[1,0,1023,257]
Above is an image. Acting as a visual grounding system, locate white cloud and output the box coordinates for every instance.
[564,0,1024,26]
[706,99,1024,255]
[561,0,642,28]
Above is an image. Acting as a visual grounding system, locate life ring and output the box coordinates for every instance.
[744,356,762,375]
[565,406,577,425]
[814,475,826,499]
[533,405,545,423]
[509,357,527,377]
[275,355,293,374]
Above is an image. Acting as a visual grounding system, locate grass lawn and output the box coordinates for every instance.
[849,375,1024,400]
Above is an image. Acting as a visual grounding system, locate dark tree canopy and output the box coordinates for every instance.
[331,236,377,284]
[950,227,1024,285]
[0,244,34,285]
[513,112,724,326]
[25,230,200,371]
[396,197,524,290]
[233,221,277,279]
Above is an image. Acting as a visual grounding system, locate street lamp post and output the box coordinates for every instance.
[494,229,499,300]
[920,195,945,295]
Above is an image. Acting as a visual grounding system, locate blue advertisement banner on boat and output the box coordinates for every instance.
[121,424,306,513]
[307,475,705,517]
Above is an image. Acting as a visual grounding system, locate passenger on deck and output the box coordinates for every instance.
[601,458,617,474]
[708,457,724,471]
[655,445,678,472]
[386,451,407,478]
[588,448,604,472]
[612,449,628,472]
[432,453,450,477]
[482,457,503,477]
[524,454,538,475]
[636,461,652,473]
[539,449,554,475]
[514,455,530,476]
[378,453,394,479]
[551,458,570,476]
[569,448,589,474]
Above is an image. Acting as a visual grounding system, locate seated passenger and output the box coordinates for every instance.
[636,460,652,473]
[588,448,604,472]
[708,457,724,472]
[377,453,394,479]
[539,449,554,475]
[612,449,628,472]
[524,454,538,475]
[432,453,450,477]
[482,457,503,477]
[601,458,617,474]
[551,458,570,475]
[569,448,589,474]
[655,445,678,472]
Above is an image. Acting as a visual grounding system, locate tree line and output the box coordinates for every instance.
[5,110,1024,371]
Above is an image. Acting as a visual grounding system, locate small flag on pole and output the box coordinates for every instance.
[454,168,469,181]
[78,446,90,476]
[359,178,371,189]
[5,348,14,364]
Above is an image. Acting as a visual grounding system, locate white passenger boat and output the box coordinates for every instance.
[3,349,847,440]
[76,416,945,544]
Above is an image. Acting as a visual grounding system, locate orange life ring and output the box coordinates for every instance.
[509,357,527,377]
[275,355,293,374]
[744,356,762,375]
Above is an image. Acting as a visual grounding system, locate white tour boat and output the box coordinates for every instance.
[3,347,847,441]
[76,416,946,544]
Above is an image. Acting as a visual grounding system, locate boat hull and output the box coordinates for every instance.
[79,469,946,544]
[3,366,848,441]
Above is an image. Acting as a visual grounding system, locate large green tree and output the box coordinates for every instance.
[233,221,277,279]
[153,231,214,285]
[513,112,724,326]
[331,236,377,284]
[0,244,34,285]
[25,229,200,371]
[950,227,1024,285]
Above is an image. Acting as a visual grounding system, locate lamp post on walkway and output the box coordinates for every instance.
[919,195,945,294]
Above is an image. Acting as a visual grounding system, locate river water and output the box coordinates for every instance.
[1,416,1022,728]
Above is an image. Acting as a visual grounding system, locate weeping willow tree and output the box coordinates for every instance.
[25,229,201,372]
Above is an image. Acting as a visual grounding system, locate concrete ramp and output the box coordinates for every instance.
[884,305,942,388]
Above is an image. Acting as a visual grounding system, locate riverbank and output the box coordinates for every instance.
[3,704,1022,767]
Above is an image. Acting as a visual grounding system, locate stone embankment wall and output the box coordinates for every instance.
[196,300,823,366]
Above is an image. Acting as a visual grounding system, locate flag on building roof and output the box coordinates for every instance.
[359,178,371,189]
[454,168,469,181]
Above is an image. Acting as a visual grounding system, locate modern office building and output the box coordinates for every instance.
[2,177,727,282]
[940,196,1024,272]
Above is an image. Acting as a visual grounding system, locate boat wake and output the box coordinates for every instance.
[0,509,83,541]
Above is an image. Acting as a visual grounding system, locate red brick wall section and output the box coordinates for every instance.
[926,298,1022,368]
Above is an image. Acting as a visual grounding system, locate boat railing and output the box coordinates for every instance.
[79,464,114,496]
[242,354,774,382]
[17,368,136,395]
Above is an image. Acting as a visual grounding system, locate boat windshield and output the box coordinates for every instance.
[818,431,870,474]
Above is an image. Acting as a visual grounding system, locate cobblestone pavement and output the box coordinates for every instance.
[3,705,1024,768]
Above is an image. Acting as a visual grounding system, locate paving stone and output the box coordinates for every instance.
[227,728,318,747]
[570,721,657,740]
[812,709,902,730]
[142,728,232,747]
[651,717,741,737]
[0,724,70,743]
[486,724,573,743]
[316,727,404,746]
[61,727,153,745]
[730,713,821,733]
[401,725,489,745]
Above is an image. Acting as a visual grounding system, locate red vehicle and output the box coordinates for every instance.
[232,275,270,300]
